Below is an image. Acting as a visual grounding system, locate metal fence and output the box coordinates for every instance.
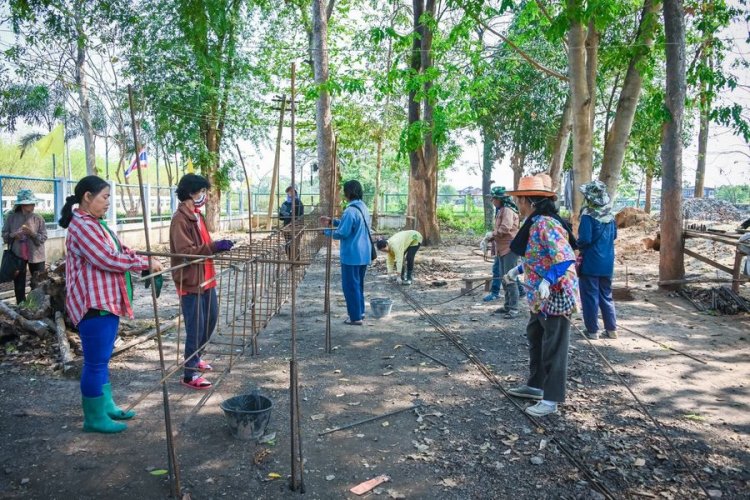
[0,175,513,231]
[0,175,60,225]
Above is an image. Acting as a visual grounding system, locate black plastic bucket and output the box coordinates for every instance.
[219,394,273,441]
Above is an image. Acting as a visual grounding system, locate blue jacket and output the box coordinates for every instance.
[325,199,372,266]
[577,215,617,277]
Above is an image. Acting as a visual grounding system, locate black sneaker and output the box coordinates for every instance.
[507,385,543,400]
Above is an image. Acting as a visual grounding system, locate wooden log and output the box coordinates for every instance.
[677,289,705,311]
[683,248,735,275]
[0,300,50,337]
[55,311,75,372]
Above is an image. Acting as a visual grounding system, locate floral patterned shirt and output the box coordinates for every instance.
[521,215,580,316]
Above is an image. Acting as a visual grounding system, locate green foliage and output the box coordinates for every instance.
[0,83,66,132]
[436,204,487,232]
[715,184,750,204]
[128,0,271,185]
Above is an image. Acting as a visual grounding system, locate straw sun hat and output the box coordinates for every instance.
[506,175,556,198]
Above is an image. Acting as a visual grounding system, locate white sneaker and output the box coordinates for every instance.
[525,401,558,417]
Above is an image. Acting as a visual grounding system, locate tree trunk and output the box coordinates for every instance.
[203,122,222,232]
[511,148,525,189]
[372,25,394,232]
[75,25,96,176]
[694,88,709,198]
[644,171,653,213]
[407,0,440,245]
[267,97,286,230]
[659,0,686,288]
[372,136,383,230]
[549,94,573,192]
[599,0,661,199]
[481,125,495,230]
[567,1,593,223]
[585,18,598,132]
[312,0,335,217]
[694,51,712,198]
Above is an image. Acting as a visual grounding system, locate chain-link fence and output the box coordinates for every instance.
[0,175,59,227]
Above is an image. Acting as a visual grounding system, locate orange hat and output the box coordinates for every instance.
[535,173,553,191]
[506,176,557,198]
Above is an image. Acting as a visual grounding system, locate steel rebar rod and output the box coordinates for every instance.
[403,343,450,368]
[318,402,423,436]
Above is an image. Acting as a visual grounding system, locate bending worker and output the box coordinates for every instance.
[376,230,422,285]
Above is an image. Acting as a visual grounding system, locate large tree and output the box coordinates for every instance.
[311,0,336,216]
[130,0,268,231]
[660,0,686,287]
[7,0,120,175]
[405,0,441,244]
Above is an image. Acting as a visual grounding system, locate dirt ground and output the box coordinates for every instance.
[0,227,749,499]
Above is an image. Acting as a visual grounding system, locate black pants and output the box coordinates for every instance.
[401,243,421,280]
[14,261,45,304]
[526,312,570,402]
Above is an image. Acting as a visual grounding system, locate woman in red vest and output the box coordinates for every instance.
[170,174,234,389]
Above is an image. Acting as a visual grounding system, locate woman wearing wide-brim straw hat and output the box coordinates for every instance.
[501,175,580,417]
[1,189,48,304]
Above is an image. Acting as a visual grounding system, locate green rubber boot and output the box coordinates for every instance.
[102,383,135,420]
[82,395,127,433]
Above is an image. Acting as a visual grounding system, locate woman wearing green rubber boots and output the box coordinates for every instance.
[59,176,162,433]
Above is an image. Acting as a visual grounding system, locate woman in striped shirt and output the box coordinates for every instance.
[59,176,162,434]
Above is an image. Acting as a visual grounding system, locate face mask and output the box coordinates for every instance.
[193,193,207,208]
[286,194,293,202]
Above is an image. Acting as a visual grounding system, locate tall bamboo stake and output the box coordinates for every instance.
[288,62,305,493]
[324,135,337,352]
[127,86,181,497]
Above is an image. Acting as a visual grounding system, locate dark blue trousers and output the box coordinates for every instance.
[181,288,218,379]
[78,314,120,398]
[579,274,617,333]
[341,264,367,321]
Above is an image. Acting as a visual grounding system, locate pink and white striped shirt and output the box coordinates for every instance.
[65,209,149,326]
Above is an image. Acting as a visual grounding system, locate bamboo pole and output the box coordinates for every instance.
[127,86,181,497]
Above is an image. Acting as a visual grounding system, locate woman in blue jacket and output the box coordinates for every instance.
[321,180,372,325]
[577,180,618,339]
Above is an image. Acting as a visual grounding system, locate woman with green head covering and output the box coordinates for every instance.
[1,189,48,304]
[483,186,521,318]
[576,180,617,340]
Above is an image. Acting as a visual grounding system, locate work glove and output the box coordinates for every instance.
[214,239,234,253]
[503,266,521,285]
[142,270,164,298]
[538,279,551,300]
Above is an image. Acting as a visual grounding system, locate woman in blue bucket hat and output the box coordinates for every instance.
[2,189,48,304]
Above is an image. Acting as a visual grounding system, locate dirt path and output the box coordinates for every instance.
[0,237,748,499]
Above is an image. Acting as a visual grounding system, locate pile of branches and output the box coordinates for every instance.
[0,265,80,373]
[679,286,750,315]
